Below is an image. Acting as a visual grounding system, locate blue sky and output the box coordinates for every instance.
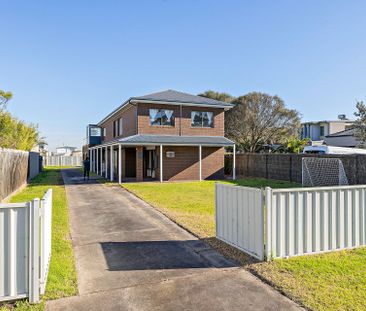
[1,0,366,151]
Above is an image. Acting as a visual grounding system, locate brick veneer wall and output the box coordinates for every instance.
[136,146,143,181]
[155,146,224,181]
[137,103,225,137]
[100,104,137,143]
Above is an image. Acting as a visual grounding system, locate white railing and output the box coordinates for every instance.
[0,189,53,303]
[215,184,264,260]
[215,183,366,261]
[43,156,82,167]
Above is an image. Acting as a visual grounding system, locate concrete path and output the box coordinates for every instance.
[46,169,301,311]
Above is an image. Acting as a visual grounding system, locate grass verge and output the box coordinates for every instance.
[0,167,77,311]
[123,178,366,311]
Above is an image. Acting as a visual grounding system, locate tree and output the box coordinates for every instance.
[354,101,366,148]
[226,92,301,152]
[198,90,235,103]
[0,89,13,108]
[0,89,42,151]
[286,136,309,153]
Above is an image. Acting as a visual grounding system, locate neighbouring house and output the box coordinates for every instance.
[301,116,354,143]
[32,142,48,157]
[325,127,359,147]
[86,90,235,182]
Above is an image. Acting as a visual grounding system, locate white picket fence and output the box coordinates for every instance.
[0,189,53,303]
[43,156,82,167]
[215,183,366,261]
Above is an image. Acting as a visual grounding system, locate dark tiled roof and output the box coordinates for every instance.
[131,90,234,108]
[326,128,356,137]
[109,134,234,146]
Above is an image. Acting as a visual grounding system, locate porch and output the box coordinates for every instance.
[88,135,235,182]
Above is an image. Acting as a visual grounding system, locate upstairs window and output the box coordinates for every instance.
[113,118,123,137]
[320,125,325,137]
[118,118,123,136]
[149,109,174,126]
[191,111,214,128]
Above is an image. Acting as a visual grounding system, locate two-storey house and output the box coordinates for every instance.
[87,90,235,182]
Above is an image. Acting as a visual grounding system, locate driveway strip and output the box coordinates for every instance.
[46,169,301,311]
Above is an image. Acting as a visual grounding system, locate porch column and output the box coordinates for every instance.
[118,144,122,184]
[93,149,95,172]
[105,146,108,179]
[233,144,236,180]
[199,145,202,181]
[136,146,144,182]
[160,145,163,182]
[96,148,99,175]
[110,145,114,181]
[90,149,93,172]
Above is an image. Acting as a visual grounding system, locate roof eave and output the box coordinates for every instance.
[97,98,133,126]
[130,99,234,110]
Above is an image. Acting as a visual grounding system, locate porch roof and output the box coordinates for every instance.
[91,134,235,148]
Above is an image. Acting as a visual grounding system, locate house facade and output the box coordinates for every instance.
[301,119,354,142]
[87,90,235,182]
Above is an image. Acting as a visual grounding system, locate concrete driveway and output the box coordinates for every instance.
[46,169,300,311]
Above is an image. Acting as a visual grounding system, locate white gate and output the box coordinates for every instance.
[0,189,52,303]
[215,183,264,260]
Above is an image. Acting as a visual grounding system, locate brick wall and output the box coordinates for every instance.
[137,103,180,135]
[100,104,137,143]
[226,153,366,185]
[137,103,225,137]
[156,146,224,181]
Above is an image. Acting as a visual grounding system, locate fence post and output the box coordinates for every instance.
[28,198,40,303]
[265,187,272,261]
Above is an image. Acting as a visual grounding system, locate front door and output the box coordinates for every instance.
[144,148,156,178]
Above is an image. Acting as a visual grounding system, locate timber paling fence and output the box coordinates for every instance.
[43,156,82,167]
[0,148,29,201]
[225,153,366,185]
[216,183,366,261]
[0,189,53,303]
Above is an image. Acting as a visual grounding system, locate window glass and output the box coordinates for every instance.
[191,111,202,127]
[191,111,214,127]
[149,109,174,126]
[320,126,325,136]
[118,118,123,136]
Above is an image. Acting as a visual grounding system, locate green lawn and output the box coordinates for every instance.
[123,178,366,311]
[0,168,77,311]
[123,178,298,238]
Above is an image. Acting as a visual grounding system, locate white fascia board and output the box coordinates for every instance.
[129,99,233,110]
[97,99,133,126]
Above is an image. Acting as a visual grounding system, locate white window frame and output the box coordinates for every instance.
[118,118,123,136]
[149,109,175,126]
[191,111,214,128]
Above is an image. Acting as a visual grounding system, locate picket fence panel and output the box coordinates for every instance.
[0,189,52,303]
[43,156,82,167]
